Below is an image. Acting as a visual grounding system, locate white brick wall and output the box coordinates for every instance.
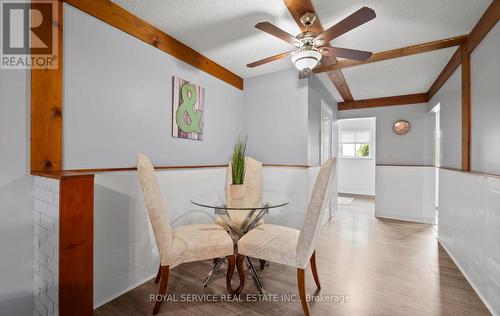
[34,177,60,316]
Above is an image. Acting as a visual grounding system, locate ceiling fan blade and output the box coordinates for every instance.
[298,69,312,79]
[247,51,294,68]
[314,7,375,44]
[255,22,302,46]
[320,47,372,61]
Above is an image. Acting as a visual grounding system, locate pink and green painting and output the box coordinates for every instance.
[172,76,205,140]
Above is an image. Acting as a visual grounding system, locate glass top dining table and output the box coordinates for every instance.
[191,190,288,210]
[191,190,289,293]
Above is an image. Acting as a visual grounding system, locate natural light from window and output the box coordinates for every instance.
[339,129,371,158]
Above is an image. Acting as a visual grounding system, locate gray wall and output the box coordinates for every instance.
[338,103,434,165]
[63,4,244,169]
[244,68,309,164]
[471,23,500,175]
[428,67,462,169]
[0,68,34,315]
[307,74,338,166]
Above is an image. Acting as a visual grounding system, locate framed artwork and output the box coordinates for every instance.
[172,77,205,140]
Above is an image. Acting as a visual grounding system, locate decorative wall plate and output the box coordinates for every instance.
[393,120,411,135]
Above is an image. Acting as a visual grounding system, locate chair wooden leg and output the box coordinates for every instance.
[310,251,321,289]
[259,259,266,270]
[154,265,161,284]
[297,268,310,316]
[226,255,236,294]
[153,265,169,315]
[235,254,246,295]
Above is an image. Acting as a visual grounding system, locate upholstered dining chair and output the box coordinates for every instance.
[215,156,267,269]
[137,154,235,315]
[236,158,336,316]
[216,156,263,231]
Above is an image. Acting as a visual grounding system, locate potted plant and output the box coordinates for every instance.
[229,136,247,200]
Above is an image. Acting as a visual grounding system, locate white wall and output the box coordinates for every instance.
[0,68,34,315]
[439,169,500,315]
[244,69,309,165]
[338,103,434,166]
[428,67,462,169]
[471,23,500,175]
[93,166,318,307]
[336,118,376,196]
[63,4,244,169]
[376,166,435,223]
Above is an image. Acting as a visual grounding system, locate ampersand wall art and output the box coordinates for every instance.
[172,76,205,140]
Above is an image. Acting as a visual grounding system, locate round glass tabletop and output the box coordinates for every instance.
[190,191,289,210]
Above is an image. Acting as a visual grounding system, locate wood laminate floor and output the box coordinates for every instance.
[94,197,490,316]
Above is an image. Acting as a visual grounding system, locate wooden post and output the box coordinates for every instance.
[59,174,94,316]
[30,0,63,171]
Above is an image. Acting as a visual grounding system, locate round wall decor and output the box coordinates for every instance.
[393,120,411,135]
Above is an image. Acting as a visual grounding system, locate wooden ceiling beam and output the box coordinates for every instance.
[427,47,461,100]
[64,0,243,90]
[338,93,428,111]
[428,1,499,100]
[314,35,467,73]
[283,0,354,101]
[467,0,500,54]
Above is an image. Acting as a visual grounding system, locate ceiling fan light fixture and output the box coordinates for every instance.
[291,49,322,72]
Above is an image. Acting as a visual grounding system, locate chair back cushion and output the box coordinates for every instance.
[137,154,173,265]
[224,157,263,227]
[296,158,336,267]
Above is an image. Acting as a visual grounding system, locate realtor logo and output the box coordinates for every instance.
[1,1,58,69]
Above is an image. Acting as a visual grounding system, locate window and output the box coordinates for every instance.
[339,129,371,158]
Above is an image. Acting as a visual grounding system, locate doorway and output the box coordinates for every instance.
[321,102,333,164]
[336,117,376,196]
[431,103,441,227]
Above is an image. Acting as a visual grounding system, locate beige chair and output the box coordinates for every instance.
[216,156,263,232]
[215,156,267,269]
[236,158,336,316]
[137,154,235,315]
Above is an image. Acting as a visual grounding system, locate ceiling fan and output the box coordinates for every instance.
[247,7,376,79]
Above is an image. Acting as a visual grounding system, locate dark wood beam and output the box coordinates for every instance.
[64,0,243,90]
[31,0,63,172]
[467,0,500,53]
[282,0,354,101]
[338,93,428,111]
[461,42,471,171]
[314,35,467,73]
[428,1,499,99]
[427,47,462,100]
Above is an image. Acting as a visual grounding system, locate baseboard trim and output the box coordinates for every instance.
[438,239,497,316]
[93,271,157,309]
[375,212,435,224]
[339,192,375,199]
[93,263,180,309]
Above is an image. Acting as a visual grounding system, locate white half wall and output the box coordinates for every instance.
[375,166,435,224]
[439,169,500,315]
